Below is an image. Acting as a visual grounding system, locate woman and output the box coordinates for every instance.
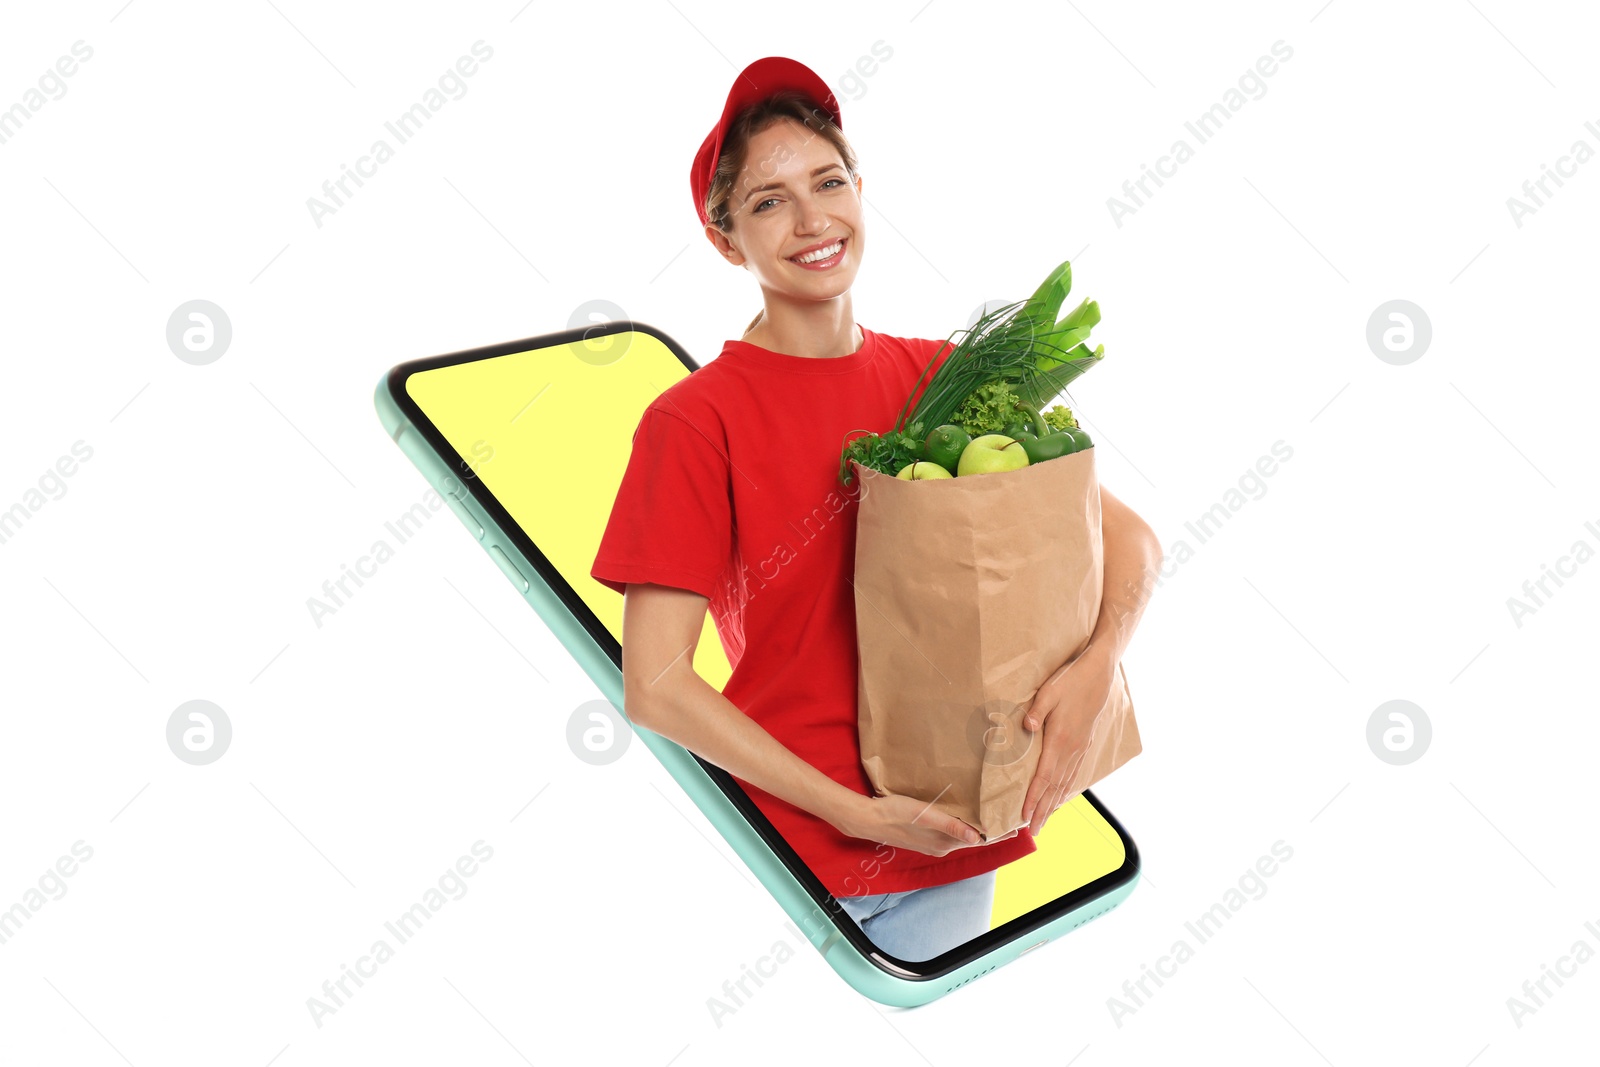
[590,57,1161,963]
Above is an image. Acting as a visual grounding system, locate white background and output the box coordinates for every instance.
[2,0,1597,1063]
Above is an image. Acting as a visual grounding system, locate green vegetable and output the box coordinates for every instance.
[1041,405,1079,432]
[1021,432,1077,464]
[1032,298,1101,373]
[1066,427,1093,451]
[952,382,1047,442]
[838,426,925,483]
[953,381,1017,437]
[913,261,1104,425]
[922,424,970,474]
[1014,260,1074,340]
[838,258,1109,487]
[1015,341,1103,415]
[1059,295,1101,334]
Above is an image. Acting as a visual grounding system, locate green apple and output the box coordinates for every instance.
[895,460,954,480]
[957,434,1031,476]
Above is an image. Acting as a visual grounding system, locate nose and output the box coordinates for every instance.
[795,191,830,236]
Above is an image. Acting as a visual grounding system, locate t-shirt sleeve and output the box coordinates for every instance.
[590,404,734,601]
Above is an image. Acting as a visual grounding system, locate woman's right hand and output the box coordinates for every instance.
[836,792,1019,857]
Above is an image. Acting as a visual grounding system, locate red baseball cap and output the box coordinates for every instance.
[690,56,842,228]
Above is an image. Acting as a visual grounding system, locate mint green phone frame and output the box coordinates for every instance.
[373,320,1140,1008]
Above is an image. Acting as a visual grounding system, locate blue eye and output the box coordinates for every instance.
[754,178,846,214]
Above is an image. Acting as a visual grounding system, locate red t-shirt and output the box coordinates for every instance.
[590,324,1038,897]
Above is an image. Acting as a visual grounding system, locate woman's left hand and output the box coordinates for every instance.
[1019,644,1115,836]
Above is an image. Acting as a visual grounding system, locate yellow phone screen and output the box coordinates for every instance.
[404,328,1128,931]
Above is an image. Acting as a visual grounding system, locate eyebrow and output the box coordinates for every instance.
[744,164,843,198]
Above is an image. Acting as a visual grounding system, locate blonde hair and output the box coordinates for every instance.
[700,89,861,336]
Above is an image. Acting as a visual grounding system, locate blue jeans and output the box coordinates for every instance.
[834,869,997,963]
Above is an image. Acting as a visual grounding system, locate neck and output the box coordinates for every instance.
[742,295,861,359]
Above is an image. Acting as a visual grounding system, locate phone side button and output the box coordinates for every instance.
[1017,938,1050,956]
[486,545,530,594]
[443,490,484,539]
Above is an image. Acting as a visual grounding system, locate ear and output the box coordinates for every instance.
[856,174,864,196]
[705,223,744,266]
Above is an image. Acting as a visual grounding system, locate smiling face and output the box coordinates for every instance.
[707,116,864,300]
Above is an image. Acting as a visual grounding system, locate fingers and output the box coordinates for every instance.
[1028,778,1065,835]
[1022,686,1051,731]
[1030,767,1056,825]
[1055,734,1089,789]
[1038,752,1092,832]
[1025,711,1093,822]
[1025,754,1086,834]
[1023,768,1063,827]
[1038,775,1075,832]
[1021,730,1069,822]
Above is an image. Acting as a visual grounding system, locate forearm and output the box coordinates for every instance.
[1085,493,1163,669]
[626,673,864,836]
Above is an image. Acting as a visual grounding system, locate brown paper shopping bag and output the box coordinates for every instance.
[851,447,1142,841]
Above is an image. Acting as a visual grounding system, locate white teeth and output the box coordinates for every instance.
[792,239,843,264]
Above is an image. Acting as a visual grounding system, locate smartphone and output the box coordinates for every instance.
[373,320,1141,1007]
